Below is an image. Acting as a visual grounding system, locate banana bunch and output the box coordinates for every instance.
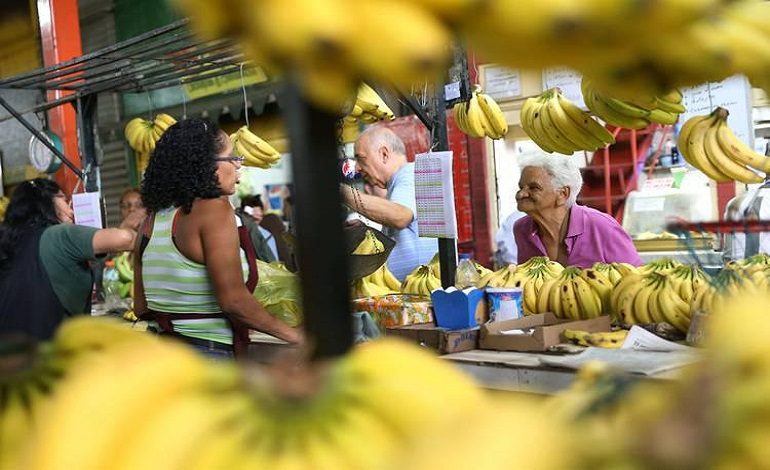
[20,335,502,470]
[114,252,134,299]
[348,83,396,123]
[351,229,385,255]
[591,262,639,285]
[0,196,8,222]
[478,257,563,315]
[536,266,611,320]
[581,78,685,129]
[691,267,763,315]
[637,257,682,275]
[402,265,442,296]
[562,328,629,349]
[452,85,508,139]
[124,113,177,154]
[351,264,401,298]
[230,125,282,169]
[678,107,769,184]
[521,88,615,154]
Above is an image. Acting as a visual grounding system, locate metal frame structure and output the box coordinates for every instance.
[0,18,256,190]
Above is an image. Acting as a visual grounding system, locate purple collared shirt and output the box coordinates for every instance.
[513,204,642,268]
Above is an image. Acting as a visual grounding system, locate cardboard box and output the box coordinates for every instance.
[480,313,611,352]
[351,294,433,331]
[387,323,479,354]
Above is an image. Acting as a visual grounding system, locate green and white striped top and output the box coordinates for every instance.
[143,207,250,345]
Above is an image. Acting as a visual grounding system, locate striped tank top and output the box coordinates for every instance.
[142,207,250,345]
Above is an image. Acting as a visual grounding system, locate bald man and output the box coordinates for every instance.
[340,126,437,281]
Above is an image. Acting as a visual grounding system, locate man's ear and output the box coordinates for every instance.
[379,145,389,164]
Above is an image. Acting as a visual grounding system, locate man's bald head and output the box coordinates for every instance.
[354,125,408,188]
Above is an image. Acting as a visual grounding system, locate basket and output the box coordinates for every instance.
[345,225,396,281]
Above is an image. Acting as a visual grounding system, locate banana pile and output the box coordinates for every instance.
[691,266,763,315]
[581,79,684,130]
[611,264,708,332]
[678,107,769,184]
[351,264,402,298]
[113,252,134,299]
[0,317,157,468]
[521,88,615,154]
[535,266,613,320]
[402,264,442,296]
[481,258,565,315]
[452,85,508,140]
[15,318,577,470]
[591,262,638,286]
[562,329,629,349]
[637,257,682,275]
[351,228,384,255]
[230,125,282,169]
[558,293,770,469]
[124,114,177,172]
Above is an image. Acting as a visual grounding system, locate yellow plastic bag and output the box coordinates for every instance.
[252,260,302,327]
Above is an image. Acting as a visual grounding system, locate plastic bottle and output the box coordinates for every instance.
[455,253,480,289]
[102,260,122,311]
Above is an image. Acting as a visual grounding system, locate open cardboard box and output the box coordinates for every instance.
[387,323,479,354]
[480,312,611,352]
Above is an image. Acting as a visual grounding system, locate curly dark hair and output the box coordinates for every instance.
[0,178,62,270]
[140,118,228,214]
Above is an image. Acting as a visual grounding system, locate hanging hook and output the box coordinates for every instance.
[240,63,250,127]
[180,80,187,120]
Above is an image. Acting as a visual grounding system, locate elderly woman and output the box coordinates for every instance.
[513,154,641,268]
[135,118,302,358]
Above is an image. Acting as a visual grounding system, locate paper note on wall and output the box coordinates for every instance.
[72,192,103,229]
[414,151,457,238]
[681,75,754,147]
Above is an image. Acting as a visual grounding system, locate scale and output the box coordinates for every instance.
[28,129,63,173]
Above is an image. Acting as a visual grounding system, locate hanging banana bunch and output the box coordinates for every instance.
[581,78,685,129]
[230,126,282,169]
[452,85,508,140]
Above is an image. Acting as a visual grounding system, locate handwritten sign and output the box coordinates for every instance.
[681,75,754,147]
[72,192,103,229]
[482,66,521,101]
[542,67,585,109]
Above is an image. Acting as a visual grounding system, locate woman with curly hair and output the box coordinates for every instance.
[0,178,141,339]
[136,118,302,357]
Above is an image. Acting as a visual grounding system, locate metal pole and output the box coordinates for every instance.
[0,95,83,179]
[282,81,352,360]
[76,95,99,192]
[431,85,458,288]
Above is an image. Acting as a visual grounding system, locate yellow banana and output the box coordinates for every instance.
[475,90,508,139]
[555,92,615,147]
[563,328,592,347]
[678,114,732,182]
[536,278,557,314]
[582,79,650,129]
[616,277,645,325]
[464,93,488,138]
[560,278,581,320]
[544,92,600,152]
[715,110,770,173]
[537,95,579,154]
[572,276,602,319]
[548,276,564,318]
[382,265,402,292]
[237,126,281,161]
[521,96,555,153]
[657,281,692,333]
[632,281,654,324]
[704,117,763,183]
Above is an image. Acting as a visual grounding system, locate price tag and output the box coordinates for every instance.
[444,81,461,101]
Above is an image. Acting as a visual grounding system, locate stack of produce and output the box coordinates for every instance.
[690,267,761,316]
[230,125,282,169]
[678,107,769,183]
[349,229,401,298]
[477,257,563,315]
[554,292,770,469]
[113,252,134,299]
[610,264,708,332]
[591,262,638,285]
[401,265,442,297]
[521,88,616,154]
[581,79,684,129]
[535,266,612,320]
[7,316,578,470]
[452,85,508,139]
[124,113,177,172]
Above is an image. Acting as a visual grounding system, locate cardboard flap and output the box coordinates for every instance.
[480,314,611,352]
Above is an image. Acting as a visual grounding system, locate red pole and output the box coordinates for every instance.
[37,0,83,195]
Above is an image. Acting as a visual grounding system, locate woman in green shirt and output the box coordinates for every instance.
[0,178,140,339]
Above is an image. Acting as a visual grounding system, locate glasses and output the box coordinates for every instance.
[215,155,245,166]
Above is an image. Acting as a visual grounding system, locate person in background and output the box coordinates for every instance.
[514,154,641,268]
[119,187,146,223]
[236,195,278,262]
[136,118,302,358]
[340,125,437,281]
[0,178,142,339]
[494,209,527,267]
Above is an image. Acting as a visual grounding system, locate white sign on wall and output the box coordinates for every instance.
[482,66,521,101]
[542,67,585,109]
[680,75,754,147]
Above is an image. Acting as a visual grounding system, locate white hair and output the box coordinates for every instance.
[518,154,583,207]
[358,125,406,157]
